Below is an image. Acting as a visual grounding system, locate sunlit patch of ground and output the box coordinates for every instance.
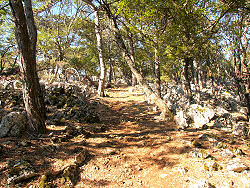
[0,86,249,187]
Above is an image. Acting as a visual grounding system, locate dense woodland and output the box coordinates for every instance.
[0,0,249,187]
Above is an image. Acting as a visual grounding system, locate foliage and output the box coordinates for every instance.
[0,0,248,89]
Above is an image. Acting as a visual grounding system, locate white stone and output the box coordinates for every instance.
[189,179,213,188]
[187,104,215,126]
[0,112,27,138]
[227,159,248,172]
[174,110,188,128]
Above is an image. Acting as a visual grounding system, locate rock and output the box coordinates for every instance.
[231,113,248,122]
[198,134,217,142]
[106,148,117,155]
[227,158,249,172]
[0,112,27,138]
[220,149,235,158]
[189,179,214,188]
[215,106,229,116]
[232,123,248,136]
[189,149,211,159]
[214,142,228,149]
[7,159,38,185]
[172,166,188,175]
[213,113,233,128]
[220,180,234,188]
[237,107,248,115]
[63,165,78,184]
[187,104,215,127]
[174,110,189,129]
[233,148,246,156]
[204,160,222,171]
[192,140,203,148]
[75,149,88,166]
[38,174,48,188]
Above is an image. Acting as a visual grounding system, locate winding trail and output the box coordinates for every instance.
[1,86,249,187]
[75,86,244,188]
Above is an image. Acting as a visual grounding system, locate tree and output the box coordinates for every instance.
[102,0,172,119]
[82,0,106,97]
[35,0,83,76]
[9,0,46,135]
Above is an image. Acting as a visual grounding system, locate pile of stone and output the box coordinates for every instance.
[0,89,24,113]
[0,80,100,138]
[45,84,100,125]
[152,82,248,135]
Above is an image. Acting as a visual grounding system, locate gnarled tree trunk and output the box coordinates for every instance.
[9,0,46,134]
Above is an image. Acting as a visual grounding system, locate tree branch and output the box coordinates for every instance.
[0,3,9,10]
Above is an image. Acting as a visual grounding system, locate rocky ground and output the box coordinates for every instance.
[0,85,249,188]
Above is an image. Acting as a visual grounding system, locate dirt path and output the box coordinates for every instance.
[0,86,249,187]
[76,87,250,188]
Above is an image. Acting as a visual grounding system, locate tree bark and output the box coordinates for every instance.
[241,26,249,121]
[94,9,106,97]
[9,0,46,134]
[154,47,161,98]
[108,59,113,83]
[193,58,201,102]
[127,33,137,86]
[183,57,193,102]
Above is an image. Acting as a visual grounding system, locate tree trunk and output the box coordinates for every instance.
[127,33,137,86]
[82,0,106,97]
[198,69,203,90]
[154,47,161,98]
[107,43,113,83]
[183,57,192,102]
[94,9,106,97]
[193,58,201,102]
[108,59,113,83]
[103,3,172,119]
[241,26,249,121]
[9,0,46,135]
[203,70,207,88]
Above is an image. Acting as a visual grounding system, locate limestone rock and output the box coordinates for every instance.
[204,160,222,171]
[7,159,37,185]
[198,134,217,142]
[75,149,88,166]
[189,148,211,159]
[0,112,27,138]
[63,165,78,184]
[227,158,248,172]
[174,110,189,129]
[220,149,235,158]
[213,113,233,128]
[232,123,248,136]
[189,179,214,188]
[215,106,229,116]
[187,104,215,127]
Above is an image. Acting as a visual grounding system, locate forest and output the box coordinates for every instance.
[0,0,249,187]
